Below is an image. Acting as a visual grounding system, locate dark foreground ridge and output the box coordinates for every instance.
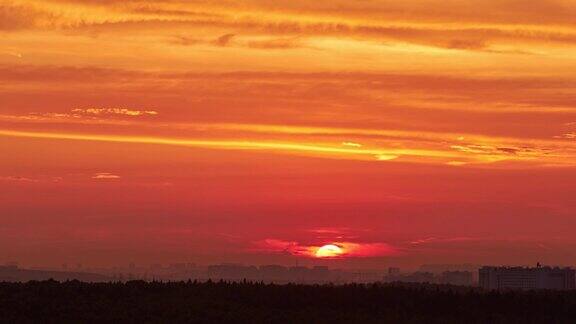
[2,280,576,323]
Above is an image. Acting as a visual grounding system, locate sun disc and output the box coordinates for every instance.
[315,244,343,258]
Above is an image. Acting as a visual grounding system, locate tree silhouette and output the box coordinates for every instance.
[1,280,575,323]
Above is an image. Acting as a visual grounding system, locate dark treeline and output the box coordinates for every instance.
[1,280,576,323]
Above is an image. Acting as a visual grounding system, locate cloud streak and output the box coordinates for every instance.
[254,239,398,258]
[0,125,575,167]
[0,129,458,163]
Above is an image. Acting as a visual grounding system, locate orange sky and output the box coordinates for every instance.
[2,0,576,269]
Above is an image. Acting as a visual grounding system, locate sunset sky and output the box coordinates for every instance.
[2,0,576,269]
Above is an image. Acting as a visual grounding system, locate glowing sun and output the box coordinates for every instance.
[315,244,344,258]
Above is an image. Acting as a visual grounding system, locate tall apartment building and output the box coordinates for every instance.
[479,264,575,290]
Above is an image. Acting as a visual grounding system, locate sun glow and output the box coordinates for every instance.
[315,244,344,258]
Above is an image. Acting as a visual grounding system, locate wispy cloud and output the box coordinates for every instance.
[0,176,39,183]
[342,142,362,148]
[247,37,304,50]
[91,172,121,180]
[409,237,483,245]
[0,175,62,183]
[72,108,158,116]
[213,33,235,47]
[554,133,576,139]
[5,0,576,52]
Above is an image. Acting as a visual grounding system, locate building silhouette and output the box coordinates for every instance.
[384,271,435,283]
[440,271,473,286]
[480,264,576,290]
